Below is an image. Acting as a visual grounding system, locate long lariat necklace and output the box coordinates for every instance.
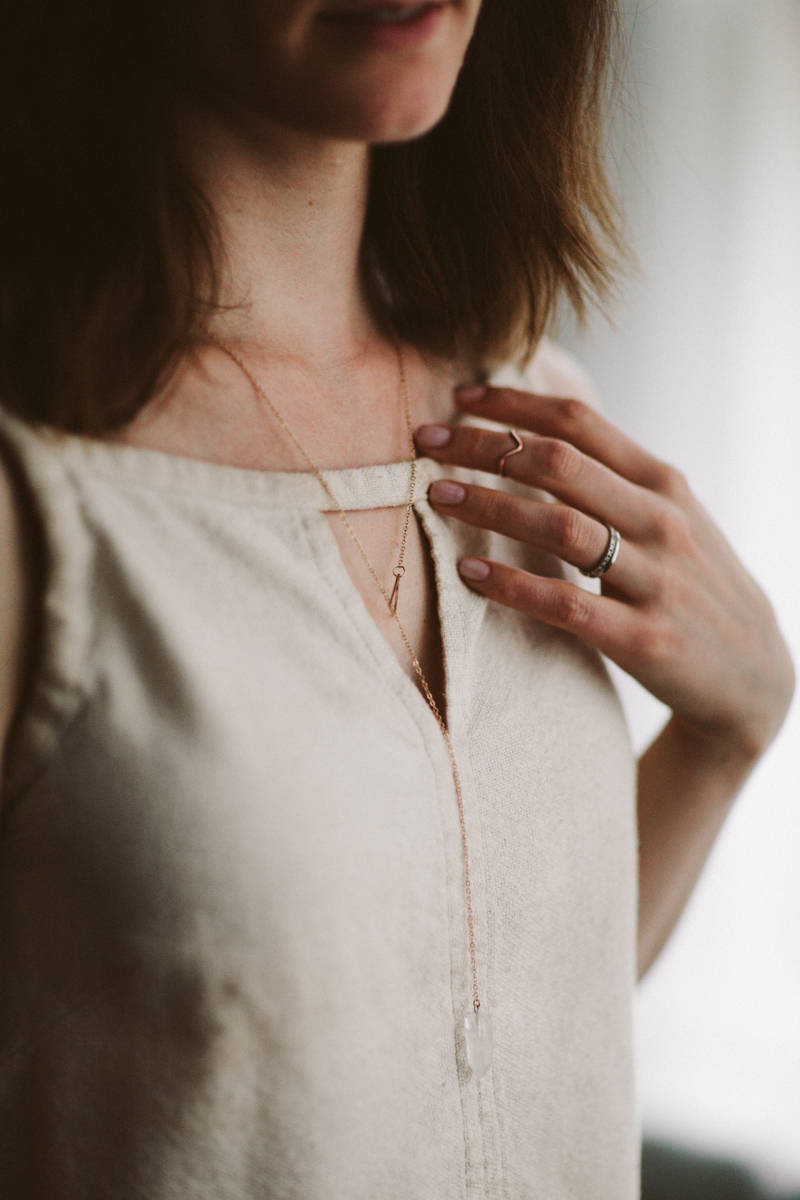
[209,334,493,1079]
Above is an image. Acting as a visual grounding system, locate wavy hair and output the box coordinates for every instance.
[0,0,628,432]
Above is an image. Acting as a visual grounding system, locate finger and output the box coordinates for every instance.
[414,423,654,540]
[455,555,644,664]
[427,479,649,598]
[455,385,678,494]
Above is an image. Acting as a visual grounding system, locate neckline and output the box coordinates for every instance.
[26,407,480,512]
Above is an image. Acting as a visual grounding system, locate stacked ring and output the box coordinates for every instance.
[581,524,621,578]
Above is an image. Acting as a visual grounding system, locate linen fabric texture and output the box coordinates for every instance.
[0,342,640,1198]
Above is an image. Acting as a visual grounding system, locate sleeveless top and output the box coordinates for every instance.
[0,351,639,1199]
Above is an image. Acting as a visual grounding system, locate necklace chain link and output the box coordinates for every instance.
[209,334,481,1014]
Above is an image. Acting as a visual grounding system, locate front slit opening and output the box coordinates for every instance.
[411,506,450,734]
[317,500,452,738]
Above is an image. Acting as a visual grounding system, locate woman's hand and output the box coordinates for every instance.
[414,384,794,765]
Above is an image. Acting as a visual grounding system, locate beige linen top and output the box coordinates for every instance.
[0,348,639,1199]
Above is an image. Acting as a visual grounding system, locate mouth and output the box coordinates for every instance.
[323,2,444,20]
[318,2,451,46]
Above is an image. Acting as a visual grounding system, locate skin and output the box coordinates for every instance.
[171,0,485,367]
[1,0,794,980]
[107,0,484,462]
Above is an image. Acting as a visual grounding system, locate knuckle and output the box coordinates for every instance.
[502,570,532,610]
[641,564,670,607]
[554,397,591,428]
[654,620,683,664]
[650,459,690,501]
[549,585,591,628]
[482,487,509,524]
[494,385,521,406]
[538,438,582,480]
[628,617,676,664]
[648,501,693,551]
[550,506,586,553]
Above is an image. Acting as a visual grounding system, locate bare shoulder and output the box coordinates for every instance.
[0,454,33,782]
[517,336,602,410]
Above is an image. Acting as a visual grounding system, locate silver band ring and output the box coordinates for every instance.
[581,523,621,578]
[498,429,524,476]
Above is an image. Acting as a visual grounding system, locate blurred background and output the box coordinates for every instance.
[556,0,800,1195]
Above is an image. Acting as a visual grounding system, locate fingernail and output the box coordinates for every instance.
[458,557,490,581]
[414,424,452,448]
[455,384,487,404]
[429,480,466,505]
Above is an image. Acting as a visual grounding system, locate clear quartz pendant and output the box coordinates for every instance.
[463,1006,493,1079]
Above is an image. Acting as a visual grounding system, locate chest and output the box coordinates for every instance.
[322,503,448,725]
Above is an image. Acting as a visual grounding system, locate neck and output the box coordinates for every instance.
[120,107,466,468]
[182,106,380,367]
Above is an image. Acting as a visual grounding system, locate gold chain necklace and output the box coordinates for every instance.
[208,334,493,1079]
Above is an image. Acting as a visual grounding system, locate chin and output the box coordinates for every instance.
[265,67,460,144]
[297,50,468,143]
[361,83,460,143]
[308,1,472,138]
[193,1,478,145]
[267,0,475,142]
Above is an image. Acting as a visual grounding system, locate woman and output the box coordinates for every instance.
[0,0,793,1196]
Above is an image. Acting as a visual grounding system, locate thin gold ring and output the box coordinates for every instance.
[497,429,524,476]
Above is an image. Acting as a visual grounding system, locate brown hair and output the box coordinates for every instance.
[0,0,627,434]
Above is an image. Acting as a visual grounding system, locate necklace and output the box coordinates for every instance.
[209,334,493,1079]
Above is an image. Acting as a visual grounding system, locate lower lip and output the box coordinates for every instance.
[319,3,449,49]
